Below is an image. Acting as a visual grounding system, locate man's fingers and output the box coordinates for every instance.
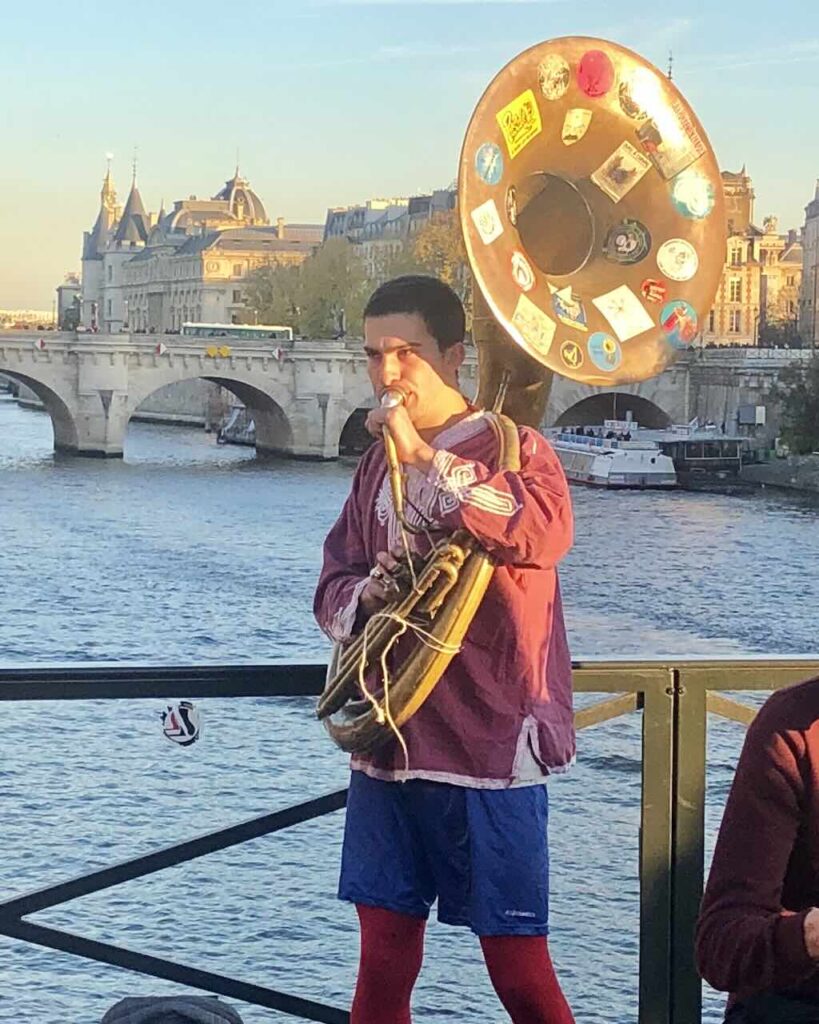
[375,551,401,573]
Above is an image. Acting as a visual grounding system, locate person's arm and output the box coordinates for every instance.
[313,492,371,644]
[695,694,817,995]
[423,425,573,569]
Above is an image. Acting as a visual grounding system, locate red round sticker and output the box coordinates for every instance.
[577,50,615,98]
[641,278,668,304]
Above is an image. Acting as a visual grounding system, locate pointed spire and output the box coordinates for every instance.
[131,146,138,187]
[101,153,117,211]
[667,50,673,80]
[113,161,149,246]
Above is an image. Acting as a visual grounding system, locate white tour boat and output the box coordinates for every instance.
[548,421,677,489]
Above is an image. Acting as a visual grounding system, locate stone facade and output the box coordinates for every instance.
[80,165,323,334]
[324,188,456,281]
[703,170,801,347]
[798,181,819,347]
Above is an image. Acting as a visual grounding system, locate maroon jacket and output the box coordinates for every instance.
[314,412,575,788]
[696,677,819,1008]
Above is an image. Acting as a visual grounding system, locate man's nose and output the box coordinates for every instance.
[378,353,401,386]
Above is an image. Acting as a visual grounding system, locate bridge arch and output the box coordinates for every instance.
[127,373,294,454]
[339,406,377,457]
[555,392,672,429]
[0,370,79,452]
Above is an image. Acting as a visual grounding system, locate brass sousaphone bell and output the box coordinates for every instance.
[317,37,725,753]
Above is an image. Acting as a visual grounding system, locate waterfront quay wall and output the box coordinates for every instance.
[740,454,819,494]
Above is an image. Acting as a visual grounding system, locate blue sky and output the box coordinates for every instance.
[2,0,818,309]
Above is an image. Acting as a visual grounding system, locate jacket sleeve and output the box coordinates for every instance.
[423,426,573,569]
[313,456,373,644]
[695,693,817,995]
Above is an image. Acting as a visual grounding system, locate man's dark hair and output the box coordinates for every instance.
[363,275,465,351]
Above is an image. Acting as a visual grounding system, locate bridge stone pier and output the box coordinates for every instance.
[0,330,810,457]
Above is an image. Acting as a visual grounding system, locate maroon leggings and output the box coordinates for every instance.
[351,905,575,1024]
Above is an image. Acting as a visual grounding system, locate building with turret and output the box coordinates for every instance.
[703,168,801,346]
[80,164,323,333]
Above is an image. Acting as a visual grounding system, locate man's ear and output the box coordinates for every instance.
[445,341,466,375]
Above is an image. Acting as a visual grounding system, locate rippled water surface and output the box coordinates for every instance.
[1,396,817,1024]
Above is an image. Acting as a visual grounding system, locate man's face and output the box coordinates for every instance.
[363,312,464,427]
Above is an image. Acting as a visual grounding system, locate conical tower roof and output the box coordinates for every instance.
[113,173,150,245]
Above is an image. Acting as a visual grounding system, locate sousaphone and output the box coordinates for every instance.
[317,37,725,752]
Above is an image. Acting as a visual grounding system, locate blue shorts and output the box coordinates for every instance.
[338,771,550,936]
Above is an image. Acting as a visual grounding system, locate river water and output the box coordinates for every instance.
[1,395,817,1024]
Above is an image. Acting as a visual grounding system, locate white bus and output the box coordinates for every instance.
[181,322,293,341]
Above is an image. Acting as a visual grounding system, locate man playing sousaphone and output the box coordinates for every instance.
[314,274,576,1023]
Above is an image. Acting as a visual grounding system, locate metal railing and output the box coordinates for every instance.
[1,657,817,1024]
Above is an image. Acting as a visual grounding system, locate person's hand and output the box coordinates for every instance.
[804,908,819,959]
[358,551,402,619]
[365,403,435,471]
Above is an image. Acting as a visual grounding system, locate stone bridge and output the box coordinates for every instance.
[0,331,811,457]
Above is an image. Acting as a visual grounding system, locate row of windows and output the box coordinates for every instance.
[123,260,248,286]
[723,276,796,303]
[708,310,743,333]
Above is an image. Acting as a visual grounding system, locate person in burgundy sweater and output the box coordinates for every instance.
[696,676,819,1021]
[314,276,576,1024]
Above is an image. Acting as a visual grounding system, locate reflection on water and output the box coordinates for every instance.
[1,397,817,1023]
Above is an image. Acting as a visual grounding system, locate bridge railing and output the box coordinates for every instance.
[0,657,817,1024]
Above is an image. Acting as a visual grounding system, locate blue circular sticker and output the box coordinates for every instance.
[588,332,622,371]
[475,143,504,186]
[671,170,715,220]
[660,299,699,349]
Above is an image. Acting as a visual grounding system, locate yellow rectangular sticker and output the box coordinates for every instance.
[496,89,542,159]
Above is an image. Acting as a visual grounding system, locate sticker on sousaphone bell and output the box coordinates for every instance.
[475,143,504,186]
[505,185,518,226]
[591,141,652,203]
[603,219,652,265]
[671,168,715,220]
[592,284,655,342]
[549,284,588,331]
[618,69,651,121]
[618,66,663,120]
[537,54,570,100]
[511,294,556,358]
[470,199,504,245]
[562,108,592,146]
[510,251,535,292]
[496,89,542,159]
[636,102,706,180]
[588,332,622,372]
[641,278,668,304]
[660,299,699,348]
[577,49,615,98]
[657,238,699,282]
[560,339,584,371]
